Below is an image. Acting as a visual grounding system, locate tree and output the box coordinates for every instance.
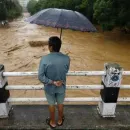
[94,0,116,30]
[78,0,96,22]
[0,0,7,21]
[27,0,37,15]
[33,0,81,12]
[117,0,130,31]
[94,0,130,31]
[5,0,22,19]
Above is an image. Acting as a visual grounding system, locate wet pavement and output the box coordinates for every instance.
[0,105,130,130]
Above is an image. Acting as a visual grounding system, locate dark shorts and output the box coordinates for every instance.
[45,92,65,105]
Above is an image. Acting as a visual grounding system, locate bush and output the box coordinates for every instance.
[0,0,22,21]
[77,0,96,22]
[29,0,82,14]
[6,0,22,20]
[27,0,37,15]
[7,9,20,19]
[94,0,116,31]
[117,0,130,31]
[94,0,130,31]
[0,0,7,21]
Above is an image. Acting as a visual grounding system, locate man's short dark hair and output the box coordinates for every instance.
[48,36,62,52]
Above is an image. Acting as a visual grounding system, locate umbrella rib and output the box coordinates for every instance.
[54,9,63,28]
[29,9,49,23]
[75,11,96,32]
[74,11,87,31]
[36,8,52,24]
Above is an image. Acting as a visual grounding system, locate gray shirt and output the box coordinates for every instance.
[38,52,70,94]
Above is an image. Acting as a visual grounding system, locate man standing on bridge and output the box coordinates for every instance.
[38,36,70,128]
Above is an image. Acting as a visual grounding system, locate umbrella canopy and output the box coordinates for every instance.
[26,8,97,38]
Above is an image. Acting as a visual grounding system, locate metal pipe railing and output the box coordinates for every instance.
[6,85,103,90]
[5,85,130,90]
[8,97,101,102]
[3,71,105,76]
[8,97,130,102]
[3,71,130,77]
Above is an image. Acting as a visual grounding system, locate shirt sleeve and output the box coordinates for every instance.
[38,57,53,84]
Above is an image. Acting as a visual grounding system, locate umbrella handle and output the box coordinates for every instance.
[60,28,63,39]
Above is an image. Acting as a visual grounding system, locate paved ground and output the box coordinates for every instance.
[0,105,130,130]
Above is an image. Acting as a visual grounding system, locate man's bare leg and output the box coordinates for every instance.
[57,104,64,124]
[49,105,56,127]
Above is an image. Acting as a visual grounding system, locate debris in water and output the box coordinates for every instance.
[29,41,48,47]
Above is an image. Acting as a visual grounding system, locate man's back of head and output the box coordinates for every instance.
[48,36,62,52]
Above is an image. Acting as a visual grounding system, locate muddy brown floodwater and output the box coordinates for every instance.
[0,13,130,104]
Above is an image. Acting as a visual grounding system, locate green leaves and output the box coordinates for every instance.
[27,0,37,15]
[0,0,22,20]
[0,0,7,20]
[94,0,116,30]
[94,0,130,31]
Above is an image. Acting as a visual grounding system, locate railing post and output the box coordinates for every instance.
[0,64,11,118]
[98,63,123,117]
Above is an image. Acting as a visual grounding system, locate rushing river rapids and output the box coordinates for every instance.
[0,13,130,104]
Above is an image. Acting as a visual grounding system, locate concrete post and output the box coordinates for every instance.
[0,64,11,118]
[98,63,123,117]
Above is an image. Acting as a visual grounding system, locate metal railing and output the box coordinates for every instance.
[3,71,130,76]
[3,71,130,103]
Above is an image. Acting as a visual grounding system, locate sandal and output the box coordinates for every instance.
[57,116,65,126]
[46,117,56,129]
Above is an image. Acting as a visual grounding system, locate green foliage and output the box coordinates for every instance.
[0,0,22,21]
[27,0,37,15]
[94,0,116,30]
[117,0,130,31]
[28,0,82,14]
[7,0,22,19]
[78,0,96,22]
[7,9,20,19]
[94,0,130,31]
[0,0,7,20]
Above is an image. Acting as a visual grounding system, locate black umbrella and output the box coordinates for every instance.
[26,8,97,39]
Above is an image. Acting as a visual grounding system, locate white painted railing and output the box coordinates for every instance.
[8,97,101,102]
[6,85,103,90]
[3,71,130,103]
[5,85,130,90]
[8,97,130,103]
[3,71,130,77]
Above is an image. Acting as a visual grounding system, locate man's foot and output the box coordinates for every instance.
[57,116,65,126]
[50,120,56,128]
[46,117,56,128]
